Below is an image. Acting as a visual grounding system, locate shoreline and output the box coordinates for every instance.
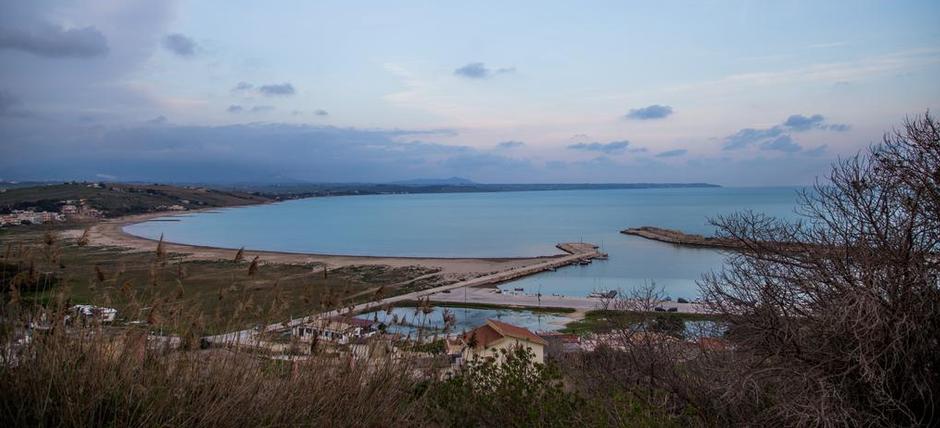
[69,208,583,281]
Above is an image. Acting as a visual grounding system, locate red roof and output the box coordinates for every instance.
[329,316,375,328]
[486,319,548,346]
[462,319,548,348]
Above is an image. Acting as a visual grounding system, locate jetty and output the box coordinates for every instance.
[622,226,812,253]
[621,226,741,249]
[204,242,604,346]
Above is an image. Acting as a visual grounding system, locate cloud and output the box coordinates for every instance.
[227,104,273,113]
[567,140,631,154]
[453,62,515,79]
[162,33,196,57]
[314,109,329,116]
[761,135,802,152]
[0,90,20,116]
[233,82,253,91]
[803,145,828,157]
[780,114,848,132]
[723,113,850,151]
[625,105,674,120]
[0,122,538,183]
[496,140,525,149]
[723,127,786,150]
[782,114,825,131]
[655,149,687,158]
[0,23,108,58]
[667,50,940,94]
[440,152,530,171]
[454,62,488,78]
[258,83,296,96]
[146,115,167,125]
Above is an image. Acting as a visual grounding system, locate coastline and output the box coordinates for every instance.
[68,208,581,281]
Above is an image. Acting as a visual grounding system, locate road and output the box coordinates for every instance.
[429,286,706,313]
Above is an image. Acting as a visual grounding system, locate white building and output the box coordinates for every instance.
[69,305,118,323]
[292,316,377,345]
[447,319,547,365]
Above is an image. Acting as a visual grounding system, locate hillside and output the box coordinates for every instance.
[0,182,271,217]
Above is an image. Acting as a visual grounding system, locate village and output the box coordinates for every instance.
[0,199,104,227]
[46,299,726,376]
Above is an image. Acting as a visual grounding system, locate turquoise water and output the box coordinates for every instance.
[125,187,803,298]
[355,306,572,336]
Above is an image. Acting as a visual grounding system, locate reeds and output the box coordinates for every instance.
[0,234,429,427]
[0,230,677,427]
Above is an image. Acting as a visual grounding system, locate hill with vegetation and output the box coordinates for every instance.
[0,182,271,217]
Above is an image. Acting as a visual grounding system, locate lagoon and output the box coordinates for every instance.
[355,306,572,336]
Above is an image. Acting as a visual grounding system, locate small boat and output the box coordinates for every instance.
[514,288,524,292]
[578,259,592,266]
[595,253,609,260]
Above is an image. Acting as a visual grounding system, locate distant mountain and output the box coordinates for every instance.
[391,177,477,186]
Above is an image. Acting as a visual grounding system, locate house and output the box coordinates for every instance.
[69,305,118,323]
[349,336,399,360]
[447,319,548,365]
[291,316,377,345]
[538,332,582,354]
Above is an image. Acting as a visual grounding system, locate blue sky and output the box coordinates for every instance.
[1,0,938,185]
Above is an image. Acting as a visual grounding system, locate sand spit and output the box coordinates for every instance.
[68,210,578,281]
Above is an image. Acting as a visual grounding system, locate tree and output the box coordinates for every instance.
[700,113,940,426]
[425,346,587,426]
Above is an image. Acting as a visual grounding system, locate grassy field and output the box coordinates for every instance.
[561,309,721,335]
[0,182,271,217]
[0,226,438,333]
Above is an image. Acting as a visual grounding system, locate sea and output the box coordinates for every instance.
[125,186,804,300]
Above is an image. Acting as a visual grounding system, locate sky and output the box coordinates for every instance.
[1,0,938,185]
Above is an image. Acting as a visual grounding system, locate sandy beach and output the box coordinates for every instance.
[68,210,579,282]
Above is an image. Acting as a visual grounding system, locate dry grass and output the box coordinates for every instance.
[0,226,680,427]
[0,306,427,426]
[0,228,437,334]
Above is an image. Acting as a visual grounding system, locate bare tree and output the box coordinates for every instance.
[700,113,940,426]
